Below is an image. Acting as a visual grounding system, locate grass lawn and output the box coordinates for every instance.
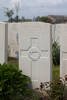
[8,62,18,69]
[52,65,60,81]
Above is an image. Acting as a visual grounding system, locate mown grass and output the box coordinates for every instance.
[8,62,18,69]
[52,65,60,81]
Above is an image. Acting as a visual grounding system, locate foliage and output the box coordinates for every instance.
[22,16,32,22]
[33,16,52,23]
[34,16,41,21]
[52,41,60,65]
[40,78,65,100]
[40,16,48,22]
[39,66,66,100]
[34,16,47,22]
[50,78,65,100]
[22,16,25,22]
[52,66,65,100]
[0,64,32,100]
[5,8,14,22]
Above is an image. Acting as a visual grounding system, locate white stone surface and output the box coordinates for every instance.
[8,23,19,58]
[0,23,8,64]
[52,24,60,44]
[19,22,52,89]
[60,24,67,77]
[8,23,61,58]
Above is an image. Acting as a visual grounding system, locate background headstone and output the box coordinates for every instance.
[52,24,60,44]
[60,24,67,77]
[0,22,8,64]
[8,23,19,58]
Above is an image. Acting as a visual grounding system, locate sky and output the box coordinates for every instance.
[0,0,67,21]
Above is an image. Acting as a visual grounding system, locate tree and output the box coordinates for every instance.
[5,8,14,22]
[40,16,47,22]
[33,16,52,23]
[13,0,21,22]
[34,16,41,21]
[22,16,25,22]
[21,16,32,22]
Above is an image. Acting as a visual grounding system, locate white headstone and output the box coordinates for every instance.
[19,22,52,89]
[60,24,67,77]
[0,23,8,64]
[8,23,19,58]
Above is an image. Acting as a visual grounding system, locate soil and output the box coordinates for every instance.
[8,57,18,63]
[39,97,50,100]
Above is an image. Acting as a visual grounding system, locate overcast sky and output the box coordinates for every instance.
[0,0,67,21]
